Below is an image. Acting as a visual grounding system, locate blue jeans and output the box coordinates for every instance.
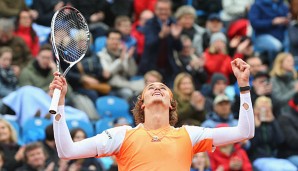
[254,34,283,65]
[253,157,297,171]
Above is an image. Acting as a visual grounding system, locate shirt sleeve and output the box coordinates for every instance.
[185,93,254,153]
[184,126,214,153]
[53,106,131,159]
[211,92,255,146]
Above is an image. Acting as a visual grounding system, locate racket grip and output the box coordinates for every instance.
[49,88,61,114]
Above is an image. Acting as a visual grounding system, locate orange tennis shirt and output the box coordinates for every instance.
[96,124,214,171]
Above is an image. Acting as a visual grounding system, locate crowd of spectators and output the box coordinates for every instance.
[0,0,298,170]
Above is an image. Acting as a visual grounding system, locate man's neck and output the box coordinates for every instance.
[143,105,170,130]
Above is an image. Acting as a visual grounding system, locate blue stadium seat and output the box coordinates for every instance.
[95,95,130,118]
[66,120,94,137]
[94,118,115,134]
[22,118,52,144]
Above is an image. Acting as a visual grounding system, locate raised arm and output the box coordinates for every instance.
[212,58,254,146]
[49,72,128,159]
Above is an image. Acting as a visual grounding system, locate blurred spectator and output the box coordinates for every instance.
[175,5,206,56]
[202,73,228,105]
[278,92,298,168]
[41,124,60,168]
[202,94,237,128]
[208,124,252,171]
[31,0,66,27]
[0,119,24,171]
[203,32,231,81]
[173,73,207,126]
[270,53,298,114]
[66,128,104,171]
[18,44,56,92]
[69,0,108,38]
[114,16,136,50]
[188,0,222,26]
[190,152,211,171]
[16,142,55,171]
[0,47,18,98]
[248,0,289,65]
[289,0,298,57]
[67,53,111,103]
[98,29,142,100]
[220,0,254,26]
[202,13,224,50]
[138,0,182,87]
[0,18,32,75]
[131,10,154,63]
[14,9,39,57]
[248,96,297,171]
[0,0,27,18]
[94,16,136,54]
[175,35,207,90]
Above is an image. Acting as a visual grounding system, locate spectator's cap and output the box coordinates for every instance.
[214,94,230,105]
[211,73,227,89]
[210,32,227,45]
[215,123,230,128]
[254,71,270,80]
[207,13,221,21]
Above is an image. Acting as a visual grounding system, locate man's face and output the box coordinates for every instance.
[214,101,231,118]
[116,21,132,36]
[155,1,172,22]
[142,82,172,108]
[37,49,53,69]
[26,148,46,169]
[206,20,223,33]
[0,30,14,44]
[178,14,195,29]
[246,57,262,76]
[106,32,122,52]
[213,80,227,96]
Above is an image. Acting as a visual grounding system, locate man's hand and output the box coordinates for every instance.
[231,58,250,87]
[49,72,68,105]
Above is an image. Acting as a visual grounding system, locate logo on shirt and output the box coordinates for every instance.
[105,130,112,139]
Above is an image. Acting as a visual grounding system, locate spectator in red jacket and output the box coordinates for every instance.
[203,32,231,82]
[14,9,40,57]
[208,123,253,171]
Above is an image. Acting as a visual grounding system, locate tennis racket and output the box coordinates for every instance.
[49,6,90,114]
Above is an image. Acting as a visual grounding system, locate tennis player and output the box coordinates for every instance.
[49,58,254,170]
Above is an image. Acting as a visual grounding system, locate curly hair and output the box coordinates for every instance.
[132,91,179,126]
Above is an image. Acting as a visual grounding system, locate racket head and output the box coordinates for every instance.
[51,6,90,65]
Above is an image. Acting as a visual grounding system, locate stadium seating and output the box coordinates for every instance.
[66,120,94,138]
[22,117,52,144]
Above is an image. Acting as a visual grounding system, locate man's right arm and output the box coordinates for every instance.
[53,106,129,159]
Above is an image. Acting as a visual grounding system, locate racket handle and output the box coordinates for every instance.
[49,88,61,114]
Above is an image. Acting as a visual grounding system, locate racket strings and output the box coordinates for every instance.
[53,8,88,63]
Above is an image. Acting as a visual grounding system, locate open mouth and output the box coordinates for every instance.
[152,92,163,96]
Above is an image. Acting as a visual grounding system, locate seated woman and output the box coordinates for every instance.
[173,72,210,126]
[248,96,297,171]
